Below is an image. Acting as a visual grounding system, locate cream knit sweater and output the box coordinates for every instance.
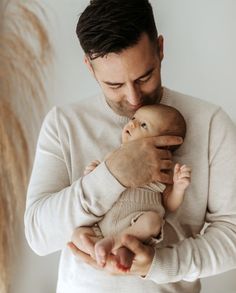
[25,87,236,293]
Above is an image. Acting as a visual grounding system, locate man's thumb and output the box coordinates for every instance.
[121,234,145,254]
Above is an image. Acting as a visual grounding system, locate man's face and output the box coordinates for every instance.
[85,33,164,117]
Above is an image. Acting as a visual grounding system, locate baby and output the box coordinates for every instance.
[71,104,191,271]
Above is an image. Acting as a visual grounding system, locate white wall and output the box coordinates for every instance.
[16,1,236,293]
[47,0,236,123]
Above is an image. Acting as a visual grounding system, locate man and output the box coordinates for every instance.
[25,0,236,292]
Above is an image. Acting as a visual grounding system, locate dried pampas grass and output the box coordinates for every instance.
[0,0,52,292]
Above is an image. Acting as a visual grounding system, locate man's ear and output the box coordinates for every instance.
[157,35,164,61]
[84,55,95,76]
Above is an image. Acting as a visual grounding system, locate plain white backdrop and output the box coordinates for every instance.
[12,1,236,292]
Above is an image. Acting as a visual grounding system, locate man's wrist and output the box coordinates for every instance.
[105,159,128,188]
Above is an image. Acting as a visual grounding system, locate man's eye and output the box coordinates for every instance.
[141,122,147,129]
[138,75,151,83]
[131,117,135,120]
[109,84,122,90]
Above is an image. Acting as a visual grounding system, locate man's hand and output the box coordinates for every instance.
[121,234,155,276]
[67,241,128,275]
[106,136,183,188]
[67,234,155,277]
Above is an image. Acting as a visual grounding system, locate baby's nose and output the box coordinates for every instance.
[130,120,137,128]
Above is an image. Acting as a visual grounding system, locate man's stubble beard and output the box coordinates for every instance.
[105,83,163,118]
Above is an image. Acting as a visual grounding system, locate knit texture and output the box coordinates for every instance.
[98,183,165,236]
[25,87,236,293]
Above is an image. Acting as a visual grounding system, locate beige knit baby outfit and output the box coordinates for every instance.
[94,182,166,244]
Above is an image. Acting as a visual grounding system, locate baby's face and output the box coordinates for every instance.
[122,107,162,143]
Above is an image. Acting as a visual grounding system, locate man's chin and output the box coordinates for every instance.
[128,104,142,111]
[119,109,136,118]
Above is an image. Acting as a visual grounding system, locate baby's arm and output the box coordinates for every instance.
[84,160,101,175]
[84,150,115,175]
[163,163,191,212]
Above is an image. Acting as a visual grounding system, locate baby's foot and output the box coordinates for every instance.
[115,246,135,272]
[95,236,115,267]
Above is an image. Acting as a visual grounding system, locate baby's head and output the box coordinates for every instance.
[122,104,186,149]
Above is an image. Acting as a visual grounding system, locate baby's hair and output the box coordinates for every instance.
[142,104,186,151]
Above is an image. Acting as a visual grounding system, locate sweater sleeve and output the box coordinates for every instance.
[24,107,125,256]
[145,108,236,283]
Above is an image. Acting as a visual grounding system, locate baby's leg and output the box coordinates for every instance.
[71,226,101,259]
[95,211,162,269]
[94,235,116,267]
[125,210,163,240]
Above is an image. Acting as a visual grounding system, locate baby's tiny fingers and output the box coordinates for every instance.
[179,172,191,178]
[90,161,99,167]
[91,160,101,165]
[174,163,180,169]
[85,167,94,172]
[180,165,191,172]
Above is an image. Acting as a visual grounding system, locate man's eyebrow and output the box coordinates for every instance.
[102,67,155,86]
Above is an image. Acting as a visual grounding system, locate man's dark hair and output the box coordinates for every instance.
[76,0,158,59]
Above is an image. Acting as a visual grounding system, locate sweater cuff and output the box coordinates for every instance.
[81,161,126,213]
[144,247,181,284]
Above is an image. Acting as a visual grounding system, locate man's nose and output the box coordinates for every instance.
[126,84,141,105]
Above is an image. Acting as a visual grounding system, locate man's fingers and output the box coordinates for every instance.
[160,159,173,170]
[67,242,99,268]
[67,242,79,256]
[152,135,183,147]
[156,149,172,160]
[154,171,173,184]
[121,235,146,255]
[80,234,96,258]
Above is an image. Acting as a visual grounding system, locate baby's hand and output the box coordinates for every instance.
[84,160,101,175]
[173,163,191,191]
